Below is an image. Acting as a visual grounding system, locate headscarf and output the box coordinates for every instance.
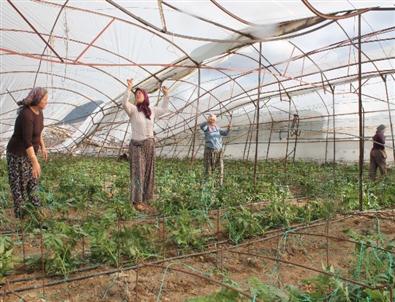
[377,124,386,132]
[135,88,151,120]
[17,87,47,113]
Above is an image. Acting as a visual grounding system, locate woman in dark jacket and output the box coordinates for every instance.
[6,87,48,218]
[369,124,387,180]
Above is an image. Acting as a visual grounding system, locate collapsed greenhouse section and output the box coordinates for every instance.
[0,0,394,301]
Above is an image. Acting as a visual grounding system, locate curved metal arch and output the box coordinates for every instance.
[33,0,69,86]
[0,86,106,121]
[252,45,301,120]
[334,20,389,81]
[301,0,372,20]
[248,69,395,105]
[158,50,350,137]
[4,2,394,153]
[173,67,270,124]
[286,41,331,125]
[207,57,276,134]
[209,0,259,26]
[155,73,285,140]
[104,38,392,153]
[161,1,253,39]
[33,0,196,62]
[153,78,232,136]
[285,41,333,160]
[212,1,385,34]
[229,45,301,131]
[214,69,273,124]
[1,48,129,91]
[160,68,260,129]
[189,64,395,123]
[37,0,249,45]
[246,26,395,77]
[1,111,103,153]
[36,0,347,45]
[154,75,260,140]
[0,28,162,82]
[0,70,114,101]
[104,0,256,43]
[197,52,274,122]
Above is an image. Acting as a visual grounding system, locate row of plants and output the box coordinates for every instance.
[0,156,393,280]
[1,156,393,221]
[188,230,395,302]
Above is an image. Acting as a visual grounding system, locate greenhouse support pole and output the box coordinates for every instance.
[332,85,336,165]
[118,121,131,157]
[358,14,363,211]
[246,110,256,160]
[383,76,395,162]
[253,42,262,187]
[7,0,64,63]
[266,121,274,161]
[191,67,201,162]
[285,100,291,163]
[242,123,251,160]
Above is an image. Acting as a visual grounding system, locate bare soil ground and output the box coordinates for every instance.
[3,211,394,302]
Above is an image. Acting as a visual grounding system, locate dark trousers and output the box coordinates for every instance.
[369,149,387,180]
[204,147,224,185]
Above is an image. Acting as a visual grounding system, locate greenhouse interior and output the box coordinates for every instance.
[0,0,394,301]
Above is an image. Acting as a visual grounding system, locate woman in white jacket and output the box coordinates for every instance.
[122,79,169,211]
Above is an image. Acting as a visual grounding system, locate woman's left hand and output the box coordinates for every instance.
[161,86,169,96]
[41,147,48,162]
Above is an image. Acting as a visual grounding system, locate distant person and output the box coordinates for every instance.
[200,113,231,185]
[7,87,49,218]
[122,79,169,211]
[369,124,387,180]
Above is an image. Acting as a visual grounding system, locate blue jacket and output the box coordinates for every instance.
[200,122,229,150]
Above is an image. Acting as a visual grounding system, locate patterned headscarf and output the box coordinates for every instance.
[17,87,47,113]
[135,88,151,120]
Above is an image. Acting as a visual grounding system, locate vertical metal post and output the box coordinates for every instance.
[358,15,364,211]
[332,86,336,163]
[245,109,256,161]
[253,42,262,186]
[243,121,252,160]
[266,121,274,161]
[292,114,300,162]
[383,76,395,161]
[191,67,201,162]
[332,85,336,184]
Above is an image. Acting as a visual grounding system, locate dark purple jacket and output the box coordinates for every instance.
[372,132,385,150]
[7,107,44,156]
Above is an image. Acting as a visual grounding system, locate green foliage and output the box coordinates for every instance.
[83,211,119,266]
[115,225,156,261]
[249,277,308,301]
[43,230,78,277]
[168,208,208,251]
[186,288,241,302]
[345,227,395,290]
[224,206,265,244]
[0,155,394,283]
[0,236,14,278]
[196,231,395,302]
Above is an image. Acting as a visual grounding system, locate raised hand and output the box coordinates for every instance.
[127,78,133,91]
[161,86,169,96]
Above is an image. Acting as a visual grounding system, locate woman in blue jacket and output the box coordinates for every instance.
[200,113,231,185]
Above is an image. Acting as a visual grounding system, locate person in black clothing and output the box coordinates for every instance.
[6,87,48,218]
[369,124,387,180]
